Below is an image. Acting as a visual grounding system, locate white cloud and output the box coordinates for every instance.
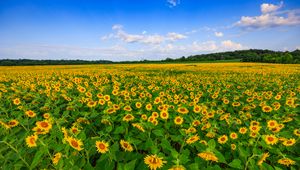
[221,40,243,50]
[261,1,283,13]
[236,2,300,29]
[102,24,187,45]
[167,32,187,41]
[112,24,123,30]
[191,41,218,52]
[167,0,180,8]
[214,32,224,37]
[296,46,300,50]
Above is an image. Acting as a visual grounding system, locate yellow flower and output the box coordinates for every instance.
[193,105,201,113]
[282,138,296,146]
[262,106,272,112]
[267,120,278,129]
[218,135,228,144]
[25,110,36,118]
[144,154,166,170]
[168,165,186,170]
[87,101,97,107]
[13,98,21,105]
[264,135,278,145]
[239,127,248,134]
[177,107,189,114]
[52,152,62,165]
[230,132,238,140]
[67,137,83,151]
[231,144,236,150]
[186,134,200,144]
[25,134,38,147]
[174,116,183,125]
[7,119,19,128]
[122,114,135,122]
[120,140,133,152]
[197,151,218,162]
[160,111,169,120]
[249,125,261,133]
[132,123,145,132]
[36,120,52,132]
[257,152,269,166]
[277,158,295,166]
[96,141,109,153]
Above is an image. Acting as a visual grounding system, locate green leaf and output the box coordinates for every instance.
[124,159,136,170]
[208,139,216,150]
[114,126,125,134]
[30,148,46,169]
[152,129,164,137]
[188,163,199,170]
[213,150,226,163]
[228,159,243,169]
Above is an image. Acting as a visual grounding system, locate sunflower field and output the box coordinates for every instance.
[0,63,299,170]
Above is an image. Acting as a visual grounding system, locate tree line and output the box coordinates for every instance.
[0,49,299,66]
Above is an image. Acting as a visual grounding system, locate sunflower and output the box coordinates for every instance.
[232,102,240,107]
[229,132,238,139]
[186,134,199,144]
[293,129,300,137]
[277,158,295,166]
[264,135,278,145]
[146,104,152,111]
[193,105,201,113]
[25,134,38,147]
[52,152,62,165]
[67,137,83,151]
[87,101,97,108]
[160,111,169,120]
[192,120,200,126]
[197,151,218,162]
[13,98,21,105]
[141,114,148,120]
[7,119,19,128]
[120,140,133,152]
[132,123,145,132]
[231,144,236,150]
[249,125,261,133]
[174,116,183,125]
[262,106,272,112]
[135,102,142,108]
[122,114,135,122]
[96,141,109,153]
[267,120,278,129]
[25,110,36,118]
[43,113,50,119]
[257,152,269,166]
[282,138,296,146]
[218,135,228,144]
[199,140,207,145]
[36,120,52,132]
[144,154,166,170]
[168,165,186,170]
[177,107,189,114]
[239,127,248,134]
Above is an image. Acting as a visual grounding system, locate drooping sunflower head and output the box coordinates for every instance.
[67,137,83,151]
[120,140,133,152]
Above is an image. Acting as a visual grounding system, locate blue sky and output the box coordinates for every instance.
[0,0,300,61]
